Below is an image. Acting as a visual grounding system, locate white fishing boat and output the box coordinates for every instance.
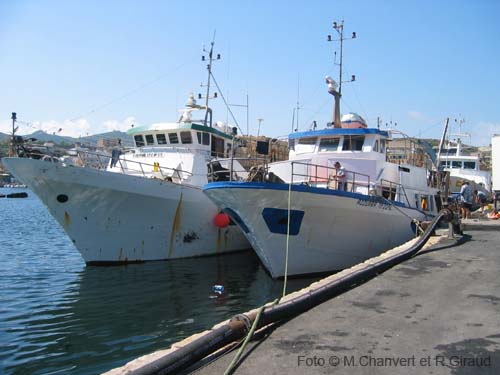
[436,125,491,194]
[2,43,251,264]
[203,23,440,278]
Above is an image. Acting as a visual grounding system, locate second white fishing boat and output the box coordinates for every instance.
[203,23,440,278]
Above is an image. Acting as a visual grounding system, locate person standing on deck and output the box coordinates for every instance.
[460,181,472,219]
[330,161,346,191]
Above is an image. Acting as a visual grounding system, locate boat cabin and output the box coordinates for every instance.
[106,93,238,185]
[288,128,389,160]
[439,157,478,171]
[129,122,235,158]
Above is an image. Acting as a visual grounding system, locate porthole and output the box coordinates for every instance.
[57,194,69,203]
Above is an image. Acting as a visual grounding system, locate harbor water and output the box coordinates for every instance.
[0,188,319,375]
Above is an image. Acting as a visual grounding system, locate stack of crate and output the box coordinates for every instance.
[234,135,289,162]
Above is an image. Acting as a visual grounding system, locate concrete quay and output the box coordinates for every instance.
[192,225,500,374]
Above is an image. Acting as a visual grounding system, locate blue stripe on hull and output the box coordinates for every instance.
[204,181,417,211]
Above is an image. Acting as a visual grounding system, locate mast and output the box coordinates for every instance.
[9,112,18,157]
[453,116,467,156]
[200,40,220,127]
[436,117,449,169]
[327,21,356,127]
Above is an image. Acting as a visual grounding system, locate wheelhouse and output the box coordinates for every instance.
[439,158,478,171]
[288,128,389,160]
[128,122,235,158]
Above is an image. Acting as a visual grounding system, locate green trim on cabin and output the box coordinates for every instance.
[127,122,233,140]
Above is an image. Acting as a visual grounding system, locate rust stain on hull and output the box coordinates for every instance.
[63,211,70,228]
[216,228,221,253]
[168,193,183,258]
[224,229,229,248]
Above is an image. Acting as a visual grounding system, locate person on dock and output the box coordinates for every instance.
[460,180,472,219]
[473,190,487,213]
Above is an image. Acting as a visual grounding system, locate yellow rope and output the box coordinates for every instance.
[223,169,293,374]
[223,298,279,375]
[224,169,293,375]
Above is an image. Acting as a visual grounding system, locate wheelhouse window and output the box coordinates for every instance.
[463,161,476,169]
[196,131,210,145]
[180,131,192,144]
[168,133,179,144]
[451,161,462,168]
[202,132,210,145]
[294,137,317,154]
[374,140,379,152]
[440,161,450,168]
[134,135,145,147]
[156,133,167,145]
[380,139,386,153]
[298,137,317,145]
[342,135,364,151]
[145,134,155,145]
[319,137,340,152]
[211,135,225,157]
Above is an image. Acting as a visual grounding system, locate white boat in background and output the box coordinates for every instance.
[2,43,251,264]
[203,23,440,278]
[437,138,491,195]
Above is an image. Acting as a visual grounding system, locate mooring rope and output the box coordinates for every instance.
[379,195,425,236]
[283,177,292,298]
[222,170,294,375]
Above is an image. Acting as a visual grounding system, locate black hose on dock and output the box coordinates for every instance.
[129,208,456,375]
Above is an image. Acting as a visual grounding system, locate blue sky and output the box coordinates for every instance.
[1,0,499,146]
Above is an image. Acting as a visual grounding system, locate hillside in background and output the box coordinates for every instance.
[0,130,133,147]
[23,130,75,144]
[79,130,134,146]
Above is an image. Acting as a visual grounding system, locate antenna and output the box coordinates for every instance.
[199,35,221,127]
[327,20,356,97]
[451,115,468,156]
[296,73,300,133]
[257,118,264,138]
[326,20,356,126]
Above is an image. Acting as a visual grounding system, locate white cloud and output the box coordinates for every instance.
[102,116,136,132]
[37,119,92,138]
[0,120,11,134]
[470,122,500,147]
[408,110,426,121]
[1,116,136,138]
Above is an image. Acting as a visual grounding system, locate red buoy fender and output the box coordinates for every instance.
[214,213,230,228]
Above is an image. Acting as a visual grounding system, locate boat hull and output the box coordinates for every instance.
[3,158,250,263]
[204,182,431,278]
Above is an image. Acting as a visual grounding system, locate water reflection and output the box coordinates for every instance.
[2,244,318,375]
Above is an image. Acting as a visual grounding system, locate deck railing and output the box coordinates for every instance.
[290,161,372,194]
[74,150,193,181]
[379,178,411,206]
